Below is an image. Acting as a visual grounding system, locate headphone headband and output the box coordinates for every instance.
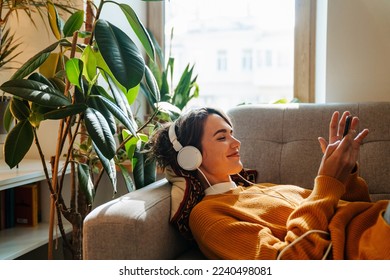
[168,122,183,151]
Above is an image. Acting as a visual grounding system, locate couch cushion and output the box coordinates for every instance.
[227,102,390,201]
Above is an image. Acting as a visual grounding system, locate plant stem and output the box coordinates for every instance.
[47,30,80,260]
[87,0,104,45]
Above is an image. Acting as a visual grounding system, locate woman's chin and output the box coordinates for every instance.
[231,162,244,174]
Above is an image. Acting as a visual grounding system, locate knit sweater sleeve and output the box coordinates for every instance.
[340,168,371,202]
[280,175,345,259]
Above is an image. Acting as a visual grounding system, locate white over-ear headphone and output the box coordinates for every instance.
[168,122,202,171]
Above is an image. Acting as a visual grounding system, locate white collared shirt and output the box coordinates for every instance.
[204,181,237,196]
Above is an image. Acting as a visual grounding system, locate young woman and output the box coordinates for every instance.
[148,107,390,260]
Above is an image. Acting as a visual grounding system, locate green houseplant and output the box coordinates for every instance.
[0,1,76,145]
[0,0,75,70]
[142,28,199,121]
[0,0,165,259]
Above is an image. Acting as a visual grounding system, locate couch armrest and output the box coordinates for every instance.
[83,179,191,259]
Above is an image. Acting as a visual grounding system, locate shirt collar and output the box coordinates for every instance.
[204,181,237,196]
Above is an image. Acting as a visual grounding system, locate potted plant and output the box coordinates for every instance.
[0,0,165,259]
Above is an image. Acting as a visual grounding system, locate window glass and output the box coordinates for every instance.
[164,0,295,110]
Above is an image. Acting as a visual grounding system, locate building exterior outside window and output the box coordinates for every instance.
[165,0,295,110]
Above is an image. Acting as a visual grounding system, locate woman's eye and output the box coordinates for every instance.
[217,137,226,141]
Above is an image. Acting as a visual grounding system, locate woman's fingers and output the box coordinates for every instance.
[339,111,351,137]
[329,111,339,143]
[318,137,328,154]
[329,111,351,144]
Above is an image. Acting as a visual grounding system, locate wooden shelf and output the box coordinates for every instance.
[0,222,72,260]
[0,159,71,259]
[0,159,68,191]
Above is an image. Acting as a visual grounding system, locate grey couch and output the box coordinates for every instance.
[83,102,390,259]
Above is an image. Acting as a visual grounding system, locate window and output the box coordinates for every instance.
[217,50,228,72]
[164,0,296,110]
[242,49,253,71]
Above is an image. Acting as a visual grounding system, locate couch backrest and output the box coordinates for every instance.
[227,102,390,201]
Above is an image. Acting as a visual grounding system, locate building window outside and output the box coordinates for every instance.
[164,0,295,110]
[217,50,228,72]
[242,49,253,71]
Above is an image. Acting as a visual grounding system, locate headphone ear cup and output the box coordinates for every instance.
[177,146,202,171]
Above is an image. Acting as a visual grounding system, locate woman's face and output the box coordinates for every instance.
[199,113,243,185]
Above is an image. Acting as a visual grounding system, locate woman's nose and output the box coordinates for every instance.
[231,137,241,148]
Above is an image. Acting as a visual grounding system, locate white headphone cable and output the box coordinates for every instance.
[197,167,213,190]
[276,229,331,260]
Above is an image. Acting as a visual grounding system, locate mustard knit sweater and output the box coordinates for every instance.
[189,171,390,260]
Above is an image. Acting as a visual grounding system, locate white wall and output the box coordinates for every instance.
[316,0,390,102]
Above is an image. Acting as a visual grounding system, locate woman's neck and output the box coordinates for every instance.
[197,169,233,190]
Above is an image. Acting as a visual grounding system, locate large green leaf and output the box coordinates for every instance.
[119,4,155,61]
[63,10,84,37]
[77,162,95,205]
[87,95,116,135]
[49,77,66,93]
[118,163,135,192]
[43,103,87,120]
[4,120,34,169]
[74,88,85,107]
[89,95,137,136]
[84,108,116,160]
[94,49,124,93]
[0,79,71,107]
[47,1,63,39]
[107,75,138,134]
[65,58,83,89]
[81,45,97,83]
[93,143,117,194]
[9,97,30,121]
[10,40,61,80]
[132,140,156,189]
[132,148,144,189]
[38,52,60,79]
[94,19,145,90]
[125,83,140,105]
[143,65,160,104]
[122,130,139,160]
[143,156,156,187]
[140,83,156,110]
[28,72,56,87]
[2,102,14,132]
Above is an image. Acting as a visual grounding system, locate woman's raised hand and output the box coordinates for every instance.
[317,111,369,185]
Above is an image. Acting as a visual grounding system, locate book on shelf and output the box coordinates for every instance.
[14,183,39,227]
[5,188,15,228]
[0,190,5,230]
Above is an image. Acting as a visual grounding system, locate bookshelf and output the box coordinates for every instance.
[0,159,71,260]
